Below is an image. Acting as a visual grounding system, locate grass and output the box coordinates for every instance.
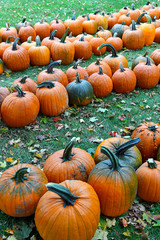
[0,0,160,239]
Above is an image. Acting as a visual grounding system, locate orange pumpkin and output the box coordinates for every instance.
[0,87,10,117]
[89,35,106,55]
[0,36,14,59]
[64,13,83,36]
[82,14,98,35]
[50,16,66,38]
[18,22,36,42]
[41,30,59,52]
[128,4,141,21]
[106,33,123,52]
[2,23,17,42]
[86,58,112,77]
[34,18,50,40]
[13,76,37,94]
[139,14,155,46]
[21,36,36,51]
[73,36,92,60]
[66,59,88,83]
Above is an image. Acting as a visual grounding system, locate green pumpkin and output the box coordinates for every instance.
[111,22,125,38]
[66,72,94,106]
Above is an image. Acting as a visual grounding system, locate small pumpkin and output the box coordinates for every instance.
[82,14,98,35]
[50,16,66,38]
[34,18,50,40]
[35,180,100,240]
[88,146,138,217]
[86,58,112,77]
[0,36,15,59]
[128,4,141,22]
[16,17,33,33]
[66,32,76,43]
[89,35,106,55]
[36,81,68,116]
[131,52,154,70]
[64,13,83,36]
[21,36,36,51]
[13,76,37,94]
[66,72,93,106]
[18,22,36,43]
[2,23,18,42]
[76,32,94,42]
[131,122,160,163]
[108,13,118,29]
[106,33,123,52]
[41,30,59,52]
[136,158,160,202]
[43,140,95,183]
[150,48,160,65]
[118,13,132,26]
[0,163,48,217]
[73,35,92,60]
[119,6,131,15]
[1,85,40,127]
[154,26,160,43]
[111,22,129,38]
[66,59,88,83]
[96,26,112,41]
[139,14,155,46]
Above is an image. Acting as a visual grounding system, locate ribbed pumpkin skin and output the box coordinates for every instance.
[29,45,50,66]
[36,82,68,116]
[103,54,128,74]
[122,28,145,50]
[66,66,88,83]
[21,41,36,52]
[0,42,12,59]
[50,22,66,38]
[3,45,30,71]
[43,148,95,183]
[94,137,142,169]
[139,22,155,46]
[64,19,83,36]
[88,160,138,217]
[1,91,40,127]
[0,87,10,116]
[35,180,100,240]
[37,69,68,87]
[106,37,123,52]
[87,60,112,77]
[131,122,160,163]
[82,20,97,35]
[0,163,48,217]
[13,77,37,94]
[136,161,160,202]
[34,21,50,40]
[150,49,160,65]
[18,25,36,42]
[73,39,92,60]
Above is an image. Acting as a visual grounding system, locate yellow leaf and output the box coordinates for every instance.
[10,150,13,156]
[88,128,94,131]
[35,153,42,159]
[14,142,19,148]
[6,72,10,77]
[6,157,14,163]
[123,229,131,237]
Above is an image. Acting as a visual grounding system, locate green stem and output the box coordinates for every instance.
[72,59,82,69]
[148,125,158,132]
[79,36,84,41]
[98,43,118,57]
[94,10,100,15]
[152,15,156,22]
[115,137,141,156]
[49,30,57,40]
[136,12,147,25]
[11,167,30,184]
[60,28,69,43]
[87,14,90,21]
[15,85,26,97]
[12,37,20,51]
[61,140,75,162]
[145,14,152,24]
[75,72,82,83]
[98,26,104,31]
[132,4,135,10]
[98,66,103,75]
[46,60,62,73]
[71,12,76,20]
[22,17,26,23]
[46,183,79,207]
[101,146,120,170]
[131,20,136,31]
[145,56,151,66]
[27,36,32,43]
[20,76,28,84]
[37,81,55,89]
[6,36,15,43]
[36,35,41,47]
[119,62,125,72]
[147,158,157,169]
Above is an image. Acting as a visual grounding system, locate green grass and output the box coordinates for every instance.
[0,0,160,239]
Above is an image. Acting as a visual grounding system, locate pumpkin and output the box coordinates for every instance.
[1,85,40,127]
[76,32,94,42]
[50,14,63,25]
[89,35,106,55]
[150,48,160,65]
[122,20,145,50]
[93,12,108,29]
[119,6,131,15]
[139,14,155,46]
[0,163,48,217]
[66,32,76,43]
[128,4,141,22]
[89,10,101,20]
[0,59,4,74]
[82,14,98,35]
[88,67,113,97]
[34,18,50,40]
[96,26,112,41]
[106,33,123,52]
[77,14,87,23]
[51,28,75,65]
[111,22,129,38]
[66,59,88,83]
[64,13,83,36]
[131,122,160,163]
[41,30,59,52]
[13,76,37,94]
[108,13,118,29]
[94,137,142,169]
[35,180,100,240]
[0,87,10,117]
[142,1,152,11]
[133,56,159,89]
[36,81,68,116]
[136,158,160,202]
[2,23,17,42]
[152,15,160,29]
[16,17,33,33]
[43,140,95,183]
[88,146,138,217]
[66,72,93,106]
[98,43,128,74]
[3,37,30,71]
[112,62,136,93]
[18,22,36,43]
[0,36,14,59]
[118,13,132,26]
[37,60,68,87]
[131,52,154,70]
[148,6,159,19]
[50,16,66,38]
[29,35,50,66]
[73,36,92,60]
[21,36,36,51]
[86,58,112,77]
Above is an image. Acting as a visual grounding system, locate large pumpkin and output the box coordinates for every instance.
[131,122,160,163]
[43,140,95,183]
[88,146,138,217]
[35,180,100,240]
[94,137,142,169]
[0,163,48,217]
[136,158,160,202]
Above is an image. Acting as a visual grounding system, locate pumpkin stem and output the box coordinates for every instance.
[132,4,135,10]
[55,14,59,24]
[131,20,137,31]
[73,59,82,69]
[146,1,150,5]
[60,28,69,43]
[119,62,125,72]
[46,60,62,73]
[148,125,158,132]
[46,183,79,207]
[15,85,26,97]
[68,32,73,38]
[98,26,104,31]
[147,158,157,169]
[95,58,100,65]
[37,81,55,89]
[11,167,30,184]
[36,35,41,47]
[49,30,57,40]
[6,36,15,43]
[98,66,103,75]
[136,12,147,25]
[79,35,84,41]
[94,10,100,15]
[61,140,75,162]
[126,13,130,17]
[145,56,151,66]
[87,14,90,21]
[40,17,44,24]
[75,72,82,83]
[12,37,20,51]
[115,137,141,156]
[98,43,118,57]
[143,51,149,57]
[27,36,32,43]
[101,146,120,170]
[71,13,76,20]
[152,15,156,22]
[145,14,152,23]
[20,76,28,84]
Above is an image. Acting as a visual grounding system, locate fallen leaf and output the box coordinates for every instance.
[54,123,64,130]
[34,153,42,159]
[97,108,108,113]
[89,117,98,123]
[6,157,14,163]
[153,220,160,227]
[0,161,7,168]
[121,218,128,227]
[123,229,131,237]
[92,229,108,240]
[65,132,72,137]
[142,212,153,224]
[53,117,62,122]
[105,218,116,228]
